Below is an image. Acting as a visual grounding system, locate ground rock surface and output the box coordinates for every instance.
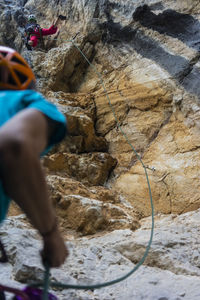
[1,211,200,300]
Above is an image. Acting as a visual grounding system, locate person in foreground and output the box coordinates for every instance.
[0,45,68,267]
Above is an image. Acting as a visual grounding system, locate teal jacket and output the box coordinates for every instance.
[0,90,67,223]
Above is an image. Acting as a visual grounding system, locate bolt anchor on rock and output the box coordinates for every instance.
[145,165,156,172]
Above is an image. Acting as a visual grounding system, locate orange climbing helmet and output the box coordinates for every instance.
[0,46,36,90]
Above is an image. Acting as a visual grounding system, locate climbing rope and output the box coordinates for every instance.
[42,264,50,300]
[24,39,154,298]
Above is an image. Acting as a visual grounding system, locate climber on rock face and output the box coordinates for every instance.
[0,45,69,267]
[24,14,66,50]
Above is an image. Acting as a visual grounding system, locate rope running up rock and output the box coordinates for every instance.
[31,39,155,300]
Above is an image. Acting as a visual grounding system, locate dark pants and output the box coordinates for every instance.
[0,291,5,300]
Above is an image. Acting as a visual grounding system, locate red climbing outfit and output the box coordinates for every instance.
[29,25,58,47]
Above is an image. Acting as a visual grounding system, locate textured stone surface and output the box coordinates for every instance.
[1,1,200,299]
[46,175,139,235]
[113,110,200,216]
[1,211,200,299]
[43,152,117,186]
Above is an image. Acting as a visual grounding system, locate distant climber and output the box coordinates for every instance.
[24,14,66,50]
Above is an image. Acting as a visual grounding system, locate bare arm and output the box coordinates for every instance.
[0,108,68,267]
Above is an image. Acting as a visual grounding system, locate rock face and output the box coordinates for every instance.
[1,211,200,300]
[1,0,200,299]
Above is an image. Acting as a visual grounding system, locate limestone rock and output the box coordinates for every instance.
[46,174,120,205]
[114,110,200,216]
[1,210,200,299]
[58,195,139,235]
[1,1,200,299]
[44,152,117,186]
[64,107,108,153]
[96,81,173,174]
[46,175,139,235]
[46,91,96,120]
